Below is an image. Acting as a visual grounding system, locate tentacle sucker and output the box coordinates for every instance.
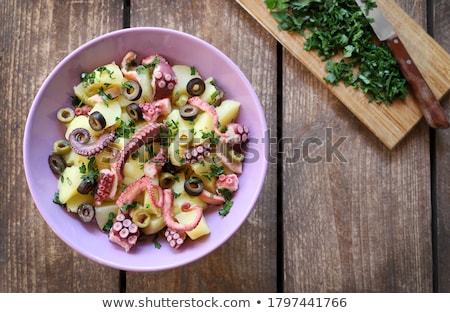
[68,128,115,156]
[112,122,167,181]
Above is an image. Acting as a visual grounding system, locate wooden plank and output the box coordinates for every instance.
[0,0,123,292]
[236,0,450,149]
[432,0,450,293]
[126,0,278,292]
[280,0,432,292]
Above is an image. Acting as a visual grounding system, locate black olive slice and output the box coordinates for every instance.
[179,104,199,120]
[186,77,206,96]
[184,177,204,196]
[48,154,66,176]
[121,80,142,101]
[89,111,107,131]
[77,177,95,194]
[126,103,143,121]
[77,203,95,223]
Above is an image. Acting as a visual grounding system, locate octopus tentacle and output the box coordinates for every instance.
[139,98,172,123]
[199,174,238,206]
[216,174,239,193]
[143,149,167,208]
[69,128,115,156]
[164,228,186,249]
[115,148,167,211]
[222,123,249,146]
[74,105,91,116]
[143,148,167,179]
[187,96,228,138]
[109,212,139,252]
[112,122,167,181]
[120,51,140,81]
[147,55,177,100]
[94,169,118,206]
[115,176,164,211]
[149,185,164,209]
[199,190,225,205]
[162,189,203,232]
[116,176,153,210]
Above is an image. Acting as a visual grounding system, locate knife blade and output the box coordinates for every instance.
[355,0,449,128]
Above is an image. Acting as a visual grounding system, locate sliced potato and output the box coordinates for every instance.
[175,211,210,240]
[74,63,125,106]
[172,65,201,107]
[95,201,119,231]
[65,193,94,213]
[193,111,214,144]
[190,161,217,193]
[64,115,102,140]
[89,100,121,129]
[216,99,240,128]
[200,77,222,105]
[58,166,84,204]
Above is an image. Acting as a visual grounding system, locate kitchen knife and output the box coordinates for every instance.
[355,0,450,128]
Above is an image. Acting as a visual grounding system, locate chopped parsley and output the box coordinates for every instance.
[121,201,139,211]
[201,130,220,145]
[217,188,233,216]
[153,233,162,249]
[81,71,96,87]
[79,157,99,183]
[102,212,117,232]
[71,95,83,107]
[53,192,64,206]
[96,65,115,79]
[115,118,136,139]
[97,86,112,106]
[121,81,133,89]
[202,164,224,180]
[264,0,408,104]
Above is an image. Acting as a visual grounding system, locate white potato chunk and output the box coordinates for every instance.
[95,202,119,231]
[58,166,84,204]
[216,99,240,128]
[175,211,210,240]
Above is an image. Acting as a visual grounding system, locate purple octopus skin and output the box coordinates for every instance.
[151,57,177,100]
[68,128,116,156]
[112,122,168,181]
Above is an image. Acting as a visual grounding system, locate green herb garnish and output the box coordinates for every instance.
[79,157,99,183]
[201,130,220,145]
[264,0,408,104]
[97,86,112,106]
[53,192,64,206]
[121,201,139,211]
[115,118,136,139]
[202,164,224,180]
[217,188,233,216]
[102,212,117,232]
[153,233,162,249]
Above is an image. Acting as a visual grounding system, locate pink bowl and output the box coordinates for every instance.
[23,27,267,271]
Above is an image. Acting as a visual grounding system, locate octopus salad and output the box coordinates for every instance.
[48,51,249,252]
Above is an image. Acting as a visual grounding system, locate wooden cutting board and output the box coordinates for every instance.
[236,0,450,149]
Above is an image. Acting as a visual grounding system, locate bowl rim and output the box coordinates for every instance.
[23,26,268,271]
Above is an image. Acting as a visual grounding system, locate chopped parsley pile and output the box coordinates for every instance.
[265,0,408,104]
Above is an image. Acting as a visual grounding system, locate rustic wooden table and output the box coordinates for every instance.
[1,0,449,293]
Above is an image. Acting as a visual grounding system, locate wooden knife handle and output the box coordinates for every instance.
[386,34,450,128]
